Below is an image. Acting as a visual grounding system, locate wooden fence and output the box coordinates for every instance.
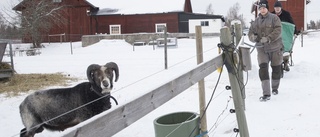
[62,24,250,137]
[62,54,223,137]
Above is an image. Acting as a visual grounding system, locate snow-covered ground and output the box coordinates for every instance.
[1,30,320,137]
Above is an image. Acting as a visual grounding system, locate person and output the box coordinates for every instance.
[272,1,299,35]
[248,0,283,101]
[272,1,299,71]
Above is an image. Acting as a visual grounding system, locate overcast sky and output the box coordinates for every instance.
[1,0,319,26]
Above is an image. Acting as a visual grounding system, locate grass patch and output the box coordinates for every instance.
[0,62,12,69]
[0,73,78,96]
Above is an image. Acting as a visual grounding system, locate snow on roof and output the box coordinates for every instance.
[86,0,186,15]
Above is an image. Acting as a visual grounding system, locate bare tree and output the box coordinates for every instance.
[309,20,316,30]
[0,12,6,38]
[224,2,246,28]
[0,11,21,39]
[14,0,68,48]
[206,4,214,15]
[307,0,311,4]
[316,20,320,29]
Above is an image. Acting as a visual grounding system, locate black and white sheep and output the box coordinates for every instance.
[19,62,119,137]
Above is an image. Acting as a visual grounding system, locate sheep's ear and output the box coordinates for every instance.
[89,72,94,82]
[87,64,101,83]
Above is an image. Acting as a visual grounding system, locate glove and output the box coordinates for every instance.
[260,37,269,43]
[249,34,258,43]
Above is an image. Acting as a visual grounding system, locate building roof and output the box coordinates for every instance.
[85,0,188,15]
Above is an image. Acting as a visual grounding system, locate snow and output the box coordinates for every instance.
[1,30,320,137]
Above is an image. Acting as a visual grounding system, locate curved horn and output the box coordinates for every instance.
[86,64,101,84]
[105,62,119,82]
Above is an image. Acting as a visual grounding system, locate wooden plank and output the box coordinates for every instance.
[0,42,7,62]
[0,69,13,78]
[63,54,223,137]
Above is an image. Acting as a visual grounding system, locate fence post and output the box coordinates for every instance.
[301,27,304,47]
[48,35,50,44]
[164,26,168,69]
[234,23,246,109]
[9,40,14,71]
[70,41,73,55]
[64,33,66,42]
[220,27,249,137]
[195,26,208,137]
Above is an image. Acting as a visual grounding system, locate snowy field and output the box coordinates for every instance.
[1,30,320,137]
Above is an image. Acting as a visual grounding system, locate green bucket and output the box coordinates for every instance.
[153,111,200,137]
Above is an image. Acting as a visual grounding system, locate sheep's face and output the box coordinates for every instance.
[92,67,113,93]
[87,63,119,95]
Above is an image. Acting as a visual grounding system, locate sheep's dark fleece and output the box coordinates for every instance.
[19,62,119,137]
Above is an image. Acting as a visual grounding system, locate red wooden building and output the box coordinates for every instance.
[269,0,309,31]
[13,0,224,43]
[13,0,93,42]
[255,0,311,32]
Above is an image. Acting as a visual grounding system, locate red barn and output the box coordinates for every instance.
[13,0,224,43]
[254,0,311,32]
[13,0,93,42]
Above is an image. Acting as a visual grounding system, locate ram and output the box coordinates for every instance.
[19,62,119,137]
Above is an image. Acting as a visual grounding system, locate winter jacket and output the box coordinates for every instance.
[271,9,299,34]
[248,12,283,52]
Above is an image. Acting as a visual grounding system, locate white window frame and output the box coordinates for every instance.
[109,25,121,35]
[201,21,209,26]
[155,23,167,33]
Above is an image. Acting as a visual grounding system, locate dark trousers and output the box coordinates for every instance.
[257,48,283,95]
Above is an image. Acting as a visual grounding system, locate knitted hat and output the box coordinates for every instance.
[259,0,269,10]
[274,1,282,7]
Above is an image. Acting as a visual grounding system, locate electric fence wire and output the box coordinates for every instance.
[165,39,250,137]
[187,61,225,137]
[222,45,249,99]
[163,85,232,137]
[207,96,233,135]
[235,132,239,137]
[111,45,218,96]
[11,44,219,137]
[208,112,232,136]
[212,41,249,135]
[227,33,250,96]
[12,94,115,137]
[164,64,226,137]
[228,131,237,137]
[9,31,310,136]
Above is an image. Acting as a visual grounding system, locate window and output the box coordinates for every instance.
[201,21,209,26]
[53,0,62,3]
[155,23,167,33]
[110,25,121,35]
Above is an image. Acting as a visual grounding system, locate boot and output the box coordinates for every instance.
[259,95,271,102]
[272,89,278,95]
[284,63,290,71]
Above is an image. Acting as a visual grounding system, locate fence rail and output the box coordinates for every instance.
[62,54,223,137]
